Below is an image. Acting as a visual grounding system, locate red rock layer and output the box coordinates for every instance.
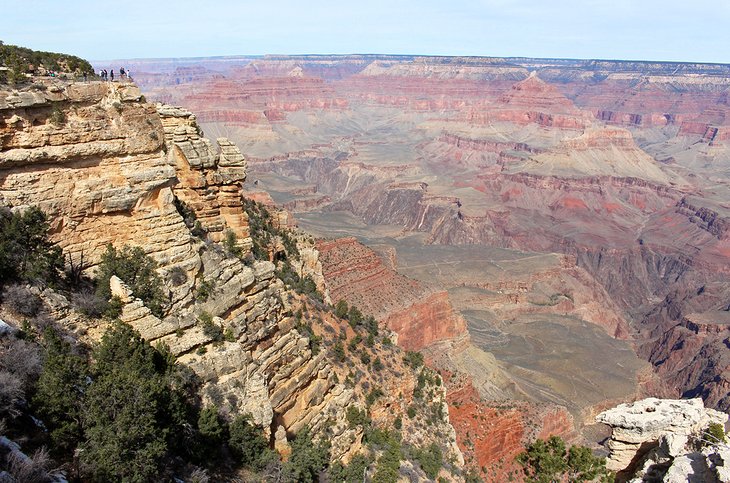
[316,237,467,350]
[384,291,467,352]
[443,371,577,481]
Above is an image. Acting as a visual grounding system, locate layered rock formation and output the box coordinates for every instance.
[597,397,729,481]
[316,236,467,350]
[0,79,464,475]
[157,104,252,249]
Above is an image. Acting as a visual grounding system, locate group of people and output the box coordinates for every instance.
[97,67,131,81]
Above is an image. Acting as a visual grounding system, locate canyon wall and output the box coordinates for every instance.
[0,79,464,476]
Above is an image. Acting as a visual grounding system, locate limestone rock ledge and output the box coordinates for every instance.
[157,103,252,251]
[597,397,729,478]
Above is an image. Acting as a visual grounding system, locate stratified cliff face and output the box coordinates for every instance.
[0,79,464,474]
[316,236,467,351]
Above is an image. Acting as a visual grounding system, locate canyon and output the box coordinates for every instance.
[0,78,464,480]
[119,54,730,477]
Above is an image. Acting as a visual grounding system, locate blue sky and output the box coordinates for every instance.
[2,0,729,63]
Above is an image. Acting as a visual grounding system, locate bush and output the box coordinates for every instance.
[2,284,42,316]
[197,405,226,461]
[372,432,402,483]
[328,453,372,483]
[333,342,346,362]
[72,289,107,318]
[4,447,60,483]
[32,327,88,452]
[699,422,727,447]
[414,443,442,479]
[334,300,349,319]
[94,244,166,318]
[346,406,370,429]
[49,105,66,126]
[80,322,197,482]
[196,278,215,302]
[168,266,188,287]
[516,435,612,483]
[0,41,94,76]
[223,229,243,258]
[348,305,363,328]
[228,415,268,468]
[199,312,223,342]
[283,427,329,483]
[0,206,64,286]
[403,351,424,369]
[366,387,383,407]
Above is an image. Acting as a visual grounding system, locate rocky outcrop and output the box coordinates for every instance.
[157,104,252,250]
[0,80,198,278]
[643,311,730,411]
[596,397,728,473]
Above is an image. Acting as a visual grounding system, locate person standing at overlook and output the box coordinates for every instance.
[110,70,114,82]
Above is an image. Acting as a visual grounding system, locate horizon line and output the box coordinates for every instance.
[91,52,730,68]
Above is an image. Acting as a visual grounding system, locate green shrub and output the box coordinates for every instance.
[335,300,349,319]
[403,351,424,369]
[348,305,363,328]
[700,422,727,447]
[81,322,197,482]
[198,312,223,342]
[228,414,268,468]
[516,435,613,483]
[196,278,215,302]
[223,229,243,257]
[32,327,88,452]
[348,334,362,351]
[333,341,346,362]
[328,453,373,483]
[197,405,226,459]
[366,387,383,407]
[346,406,370,429]
[95,244,166,318]
[414,443,442,479]
[0,42,93,77]
[0,206,64,286]
[372,433,402,483]
[49,105,66,126]
[283,427,329,482]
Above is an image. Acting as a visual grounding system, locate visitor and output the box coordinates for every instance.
[110,70,114,81]
[120,67,125,78]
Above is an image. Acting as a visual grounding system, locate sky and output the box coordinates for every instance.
[2,0,729,63]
